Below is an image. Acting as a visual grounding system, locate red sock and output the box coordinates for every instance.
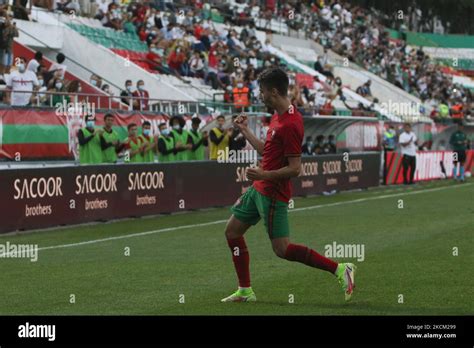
[285,243,338,274]
[227,236,250,288]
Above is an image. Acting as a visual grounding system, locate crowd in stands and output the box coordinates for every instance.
[2,0,472,121]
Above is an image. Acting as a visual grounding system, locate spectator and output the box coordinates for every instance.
[5,57,39,106]
[188,50,205,78]
[233,80,250,111]
[48,52,67,79]
[399,123,418,185]
[120,79,134,107]
[0,12,18,74]
[302,136,314,155]
[167,45,187,76]
[66,79,82,102]
[132,80,149,111]
[49,77,70,107]
[13,0,29,20]
[89,74,102,88]
[27,51,43,73]
[356,80,372,98]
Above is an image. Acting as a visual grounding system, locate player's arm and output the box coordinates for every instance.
[247,156,301,181]
[233,114,264,155]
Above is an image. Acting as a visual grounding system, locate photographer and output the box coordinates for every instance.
[0,11,18,75]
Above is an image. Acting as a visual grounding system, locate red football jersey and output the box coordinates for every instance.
[253,106,304,203]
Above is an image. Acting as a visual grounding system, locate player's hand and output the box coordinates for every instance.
[227,127,234,136]
[246,166,267,181]
[233,113,248,131]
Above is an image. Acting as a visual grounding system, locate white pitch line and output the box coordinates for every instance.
[0,182,470,255]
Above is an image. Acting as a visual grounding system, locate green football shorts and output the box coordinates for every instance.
[230,186,290,239]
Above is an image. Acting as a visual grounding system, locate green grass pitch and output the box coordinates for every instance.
[0,179,472,315]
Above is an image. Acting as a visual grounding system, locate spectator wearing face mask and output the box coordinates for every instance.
[89,74,102,89]
[132,80,149,111]
[233,80,250,111]
[6,57,40,106]
[49,78,70,107]
[169,116,191,161]
[167,45,186,76]
[100,113,121,164]
[77,114,103,165]
[120,80,134,107]
[188,50,205,78]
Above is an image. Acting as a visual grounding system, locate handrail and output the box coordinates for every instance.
[16,26,124,92]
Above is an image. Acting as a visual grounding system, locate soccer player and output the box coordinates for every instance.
[170,116,191,161]
[100,113,121,163]
[157,123,177,162]
[187,117,208,161]
[449,122,468,182]
[77,114,103,164]
[221,68,356,303]
[139,121,156,163]
[123,123,145,163]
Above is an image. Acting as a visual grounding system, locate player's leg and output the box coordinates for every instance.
[260,195,356,301]
[409,155,416,184]
[459,151,466,181]
[221,188,261,302]
[402,155,410,184]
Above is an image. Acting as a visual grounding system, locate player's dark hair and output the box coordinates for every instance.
[158,123,167,129]
[104,113,114,120]
[192,117,201,125]
[142,121,151,127]
[128,123,137,130]
[257,67,289,96]
[216,115,225,120]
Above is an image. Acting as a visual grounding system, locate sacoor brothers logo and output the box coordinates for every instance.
[128,171,165,206]
[13,177,63,217]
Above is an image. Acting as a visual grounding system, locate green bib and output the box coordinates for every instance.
[158,136,176,162]
[140,135,155,163]
[79,127,102,164]
[125,137,144,163]
[101,128,120,163]
[171,129,190,161]
[188,130,205,160]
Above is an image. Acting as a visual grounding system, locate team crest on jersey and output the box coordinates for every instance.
[271,129,276,139]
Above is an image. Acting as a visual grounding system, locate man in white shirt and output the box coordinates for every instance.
[6,57,40,106]
[398,123,418,185]
[27,51,43,73]
[48,53,67,79]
